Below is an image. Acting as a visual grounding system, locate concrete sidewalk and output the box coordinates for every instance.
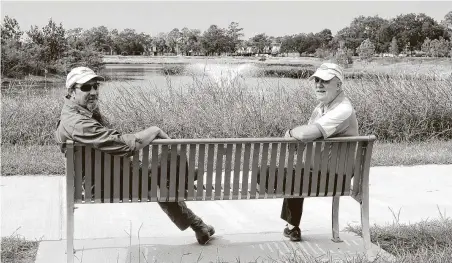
[2,165,452,262]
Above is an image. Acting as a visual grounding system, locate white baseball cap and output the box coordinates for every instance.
[66,67,104,89]
[308,63,344,83]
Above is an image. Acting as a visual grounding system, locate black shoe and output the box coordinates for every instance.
[283,226,301,242]
[192,223,215,245]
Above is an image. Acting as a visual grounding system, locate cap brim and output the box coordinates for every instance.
[308,70,336,81]
[75,74,104,85]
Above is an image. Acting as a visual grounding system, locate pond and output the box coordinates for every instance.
[100,63,305,92]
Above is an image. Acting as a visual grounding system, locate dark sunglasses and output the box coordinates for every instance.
[77,83,100,92]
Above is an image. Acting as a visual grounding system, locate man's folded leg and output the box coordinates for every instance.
[158,201,215,244]
[281,197,304,241]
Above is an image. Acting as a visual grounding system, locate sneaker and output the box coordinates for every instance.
[283,226,302,242]
[192,224,215,245]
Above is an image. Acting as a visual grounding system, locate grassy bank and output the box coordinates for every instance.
[2,140,451,176]
[3,73,451,145]
[347,217,452,263]
[1,233,39,263]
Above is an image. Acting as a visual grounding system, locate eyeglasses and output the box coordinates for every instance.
[76,83,100,92]
[314,77,330,84]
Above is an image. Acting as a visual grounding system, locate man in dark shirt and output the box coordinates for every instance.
[55,67,214,244]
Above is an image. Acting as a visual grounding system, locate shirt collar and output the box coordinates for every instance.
[64,98,93,118]
[318,91,345,111]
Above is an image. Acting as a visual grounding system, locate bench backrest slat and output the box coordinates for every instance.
[267,143,279,197]
[215,144,224,200]
[318,142,330,197]
[310,142,322,196]
[113,155,121,202]
[232,144,242,199]
[94,150,102,203]
[250,143,260,198]
[276,143,287,197]
[84,147,92,202]
[205,144,214,200]
[186,144,196,200]
[132,152,140,202]
[284,143,296,196]
[334,142,349,196]
[74,147,83,201]
[68,137,375,204]
[352,142,365,197]
[223,144,233,199]
[293,143,305,196]
[168,145,178,202]
[301,142,312,196]
[343,142,357,195]
[325,143,339,196]
[241,143,251,199]
[150,145,159,201]
[196,144,206,201]
[159,145,169,200]
[122,155,130,202]
[141,145,150,201]
[258,143,270,198]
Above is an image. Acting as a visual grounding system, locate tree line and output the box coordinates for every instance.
[1,11,452,78]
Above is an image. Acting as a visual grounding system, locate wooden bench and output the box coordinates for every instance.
[65,135,376,263]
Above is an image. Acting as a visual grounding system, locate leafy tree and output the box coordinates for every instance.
[1,16,25,77]
[430,37,451,57]
[357,38,376,61]
[441,11,452,36]
[167,28,182,54]
[179,28,202,56]
[1,16,23,44]
[153,32,169,55]
[249,33,271,54]
[202,25,228,56]
[226,22,244,54]
[334,41,353,67]
[292,34,310,55]
[280,35,295,55]
[315,29,333,48]
[336,15,389,54]
[390,13,447,53]
[83,26,114,54]
[389,37,399,56]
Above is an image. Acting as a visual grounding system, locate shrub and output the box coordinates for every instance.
[357,38,376,61]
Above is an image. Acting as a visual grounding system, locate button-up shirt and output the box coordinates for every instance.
[55,98,137,156]
[308,92,359,138]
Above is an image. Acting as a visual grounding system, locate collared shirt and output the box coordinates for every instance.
[55,98,137,156]
[308,92,359,139]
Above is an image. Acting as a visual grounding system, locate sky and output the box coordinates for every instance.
[1,1,451,38]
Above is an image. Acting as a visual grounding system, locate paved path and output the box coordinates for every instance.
[2,165,452,262]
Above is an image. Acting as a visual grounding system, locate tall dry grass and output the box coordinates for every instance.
[1,73,452,145]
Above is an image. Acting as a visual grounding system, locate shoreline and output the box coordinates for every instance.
[2,56,451,85]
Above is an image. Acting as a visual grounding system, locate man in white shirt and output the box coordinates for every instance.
[282,62,359,241]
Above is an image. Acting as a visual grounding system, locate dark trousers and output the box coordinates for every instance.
[256,167,309,227]
[149,149,203,231]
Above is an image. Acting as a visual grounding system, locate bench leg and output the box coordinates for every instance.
[331,196,342,242]
[66,173,75,263]
[360,196,373,260]
[67,204,75,263]
[361,201,373,260]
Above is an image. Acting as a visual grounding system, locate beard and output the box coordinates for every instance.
[85,98,99,112]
